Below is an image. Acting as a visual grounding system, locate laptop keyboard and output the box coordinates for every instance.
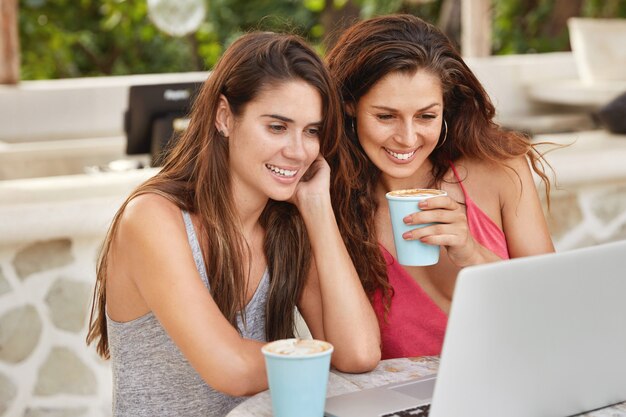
[380,403,430,417]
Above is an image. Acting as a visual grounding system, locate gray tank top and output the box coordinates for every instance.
[107,210,269,417]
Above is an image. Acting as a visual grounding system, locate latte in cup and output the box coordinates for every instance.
[387,188,446,198]
[262,338,334,417]
[385,188,448,266]
[262,338,332,357]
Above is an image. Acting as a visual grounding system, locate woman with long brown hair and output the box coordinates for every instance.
[86,32,380,417]
[326,14,554,360]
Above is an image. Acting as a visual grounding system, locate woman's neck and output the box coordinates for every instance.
[231,183,269,236]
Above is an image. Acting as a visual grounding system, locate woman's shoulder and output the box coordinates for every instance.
[450,155,533,208]
[124,192,180,220]
[456,155,531,186]
[107,193,190,288]
[118,193,184,240]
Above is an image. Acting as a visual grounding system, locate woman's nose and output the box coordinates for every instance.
[283,133,307,160]
[394,121,417,147]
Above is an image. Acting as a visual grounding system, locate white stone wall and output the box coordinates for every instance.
[0,237,112,417]
[0,169,156,417]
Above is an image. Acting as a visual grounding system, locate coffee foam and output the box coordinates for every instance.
[262,338,332,357]
[387,188,445,198]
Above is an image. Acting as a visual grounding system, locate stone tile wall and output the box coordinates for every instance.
[0,237,111,417]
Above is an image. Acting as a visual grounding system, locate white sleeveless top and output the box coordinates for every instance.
[106,210,269,416]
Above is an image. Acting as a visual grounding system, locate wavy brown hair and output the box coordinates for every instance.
[87,32,343,358]
[325,14,552,304]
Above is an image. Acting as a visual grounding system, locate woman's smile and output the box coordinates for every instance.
[265,163,299,179]
[384,147,419,163]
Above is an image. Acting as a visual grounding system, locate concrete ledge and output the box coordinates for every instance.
[534,130,626,187]
[0,168,158,245]
[0,72,208,142]
[0,135,137,180]
[466,52,579,119]
[526,79,626,107]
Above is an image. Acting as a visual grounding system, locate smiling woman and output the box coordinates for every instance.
[352,70,444,178]
[220,80,322,203]
[85,31,380,417]
[326,14,555,360]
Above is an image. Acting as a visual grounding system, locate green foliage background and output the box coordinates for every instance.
[493,0,626,54]
[18,0,626,80]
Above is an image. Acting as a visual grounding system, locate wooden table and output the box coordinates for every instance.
[226,356,626,417]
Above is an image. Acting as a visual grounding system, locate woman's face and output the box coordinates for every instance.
[354,69,444,186]
[228,80,322,204]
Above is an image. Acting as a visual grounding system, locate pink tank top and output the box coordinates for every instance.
[372,162,510,359]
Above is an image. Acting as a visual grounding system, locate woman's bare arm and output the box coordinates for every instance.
[294,157,381,373]
[109,194,267,396]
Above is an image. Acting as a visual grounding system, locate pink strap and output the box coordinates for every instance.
[449,162,509,259]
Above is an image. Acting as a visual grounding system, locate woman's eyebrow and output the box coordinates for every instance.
[371,103,441,112]
[261,114,323,126]
[261,114,294,123]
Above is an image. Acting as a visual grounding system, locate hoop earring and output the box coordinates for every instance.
[436,119,448,149]
[350,117,356,134]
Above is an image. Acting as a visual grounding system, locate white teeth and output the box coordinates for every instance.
[385,148,415,160]
[266,164,297,177]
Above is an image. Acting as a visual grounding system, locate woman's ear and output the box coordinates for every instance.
[215,94,233,138]
[345,102,356,118]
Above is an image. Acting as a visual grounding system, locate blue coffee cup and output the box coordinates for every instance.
[385,189,447,266]
[262,339,333,417]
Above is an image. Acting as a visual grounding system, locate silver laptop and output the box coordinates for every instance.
[325,239,626,417]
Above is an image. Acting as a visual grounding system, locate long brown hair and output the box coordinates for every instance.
[87,32,343,358]
[325,14,552,302]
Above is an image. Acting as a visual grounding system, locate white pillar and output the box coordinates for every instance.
[462,0,492,57]
[0,0,20,84]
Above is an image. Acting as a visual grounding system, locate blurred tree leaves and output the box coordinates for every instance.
[18,0,435,79]
[18,0,626,80]
[20,0,194,79]
[493,0,626,54]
